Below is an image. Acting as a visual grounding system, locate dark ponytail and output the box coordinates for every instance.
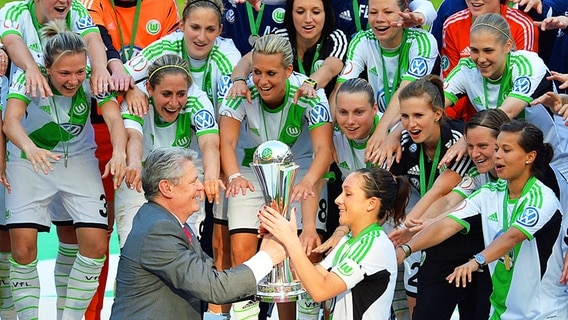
[356,167,411,226]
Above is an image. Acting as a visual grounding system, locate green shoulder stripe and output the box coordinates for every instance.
[510,54,533,77]
[4,2,27,22]
[210,46,235,74]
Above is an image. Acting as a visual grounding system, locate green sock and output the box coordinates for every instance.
[54,243,78,320]
[9,258,39,320]
[61,253,104,320]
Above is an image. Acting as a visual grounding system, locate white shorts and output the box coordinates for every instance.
[227,167,327,233]
[114,156,206,247]
[5,152,107,231]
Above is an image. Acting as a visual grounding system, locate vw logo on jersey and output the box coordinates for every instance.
[127,55,148,73]
[3,19,19,30]
[175,136,191,148]
[146,19,161,35]
[410,176,419,190]
[225,9,236,24]
[194,109,216,130]
[517,206,539,227]
[76,16,95,31]
[310,103,331,124]
[285,126,301,137]
[408,57,428,78]
[409,143,417,153]
[218,75,232,98]
[377,90,386,113]
[512,76,531,94]
[94,90,112,101]
[73,102,89,116]
[62,123,84,136]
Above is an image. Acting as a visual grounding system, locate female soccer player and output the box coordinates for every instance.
[398,120,568,319]
[259,167,410,320]
[219,34,333,319]
[2,20,126,320]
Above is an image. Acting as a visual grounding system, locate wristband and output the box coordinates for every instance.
[399,243,412,258]
[303,78,317,89]
[232,76,248,83]
[228,172,243,184]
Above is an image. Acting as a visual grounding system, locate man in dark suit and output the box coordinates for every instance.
[110,147,285,319]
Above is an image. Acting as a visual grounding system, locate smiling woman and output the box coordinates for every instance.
[219,34,333,320]
[2,19,127,319]
[115,54,221,249]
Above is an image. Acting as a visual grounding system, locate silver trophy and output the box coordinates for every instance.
[251,140,306,303]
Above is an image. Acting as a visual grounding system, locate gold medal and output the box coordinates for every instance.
[504,254,511,271]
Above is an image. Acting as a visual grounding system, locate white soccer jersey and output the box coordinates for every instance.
[121,82,218,161]
[6,67,114,158]
[449,178,568,320]
[444,51,568,176]
[319,223,397,320]
[333,114,380,179]
[218,72,332,167]
[338,28,438,112]
[123,32,241,108]
[0,0,98,67]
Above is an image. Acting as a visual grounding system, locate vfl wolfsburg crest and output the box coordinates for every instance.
[146,20,161,35]
[175,136,191,148]
[73,102,89,116]
[273,8,285,24]
[285,126,301,137]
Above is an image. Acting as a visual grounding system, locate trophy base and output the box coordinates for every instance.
[256,281,306,303]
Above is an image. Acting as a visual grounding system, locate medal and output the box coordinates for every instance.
[248,34,259,46]
[504,254,511,271]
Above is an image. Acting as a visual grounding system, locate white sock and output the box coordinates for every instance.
[9,258,39,320]
[61,253,104,320]
[297,295,320,320]
[0,252,16,320]
[231,300,260,320]
[54,243,78,320]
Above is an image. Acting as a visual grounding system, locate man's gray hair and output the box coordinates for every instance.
[142,147,198,200]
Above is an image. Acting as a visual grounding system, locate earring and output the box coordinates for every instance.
[525,161,529,164]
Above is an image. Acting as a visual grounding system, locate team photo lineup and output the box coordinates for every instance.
[0,0,566,319]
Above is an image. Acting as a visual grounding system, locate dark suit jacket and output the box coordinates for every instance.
[110,202,257,319]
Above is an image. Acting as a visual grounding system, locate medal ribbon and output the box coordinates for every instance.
[418,138,441,196]
[110,0,143,62]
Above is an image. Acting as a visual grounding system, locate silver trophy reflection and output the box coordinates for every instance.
[251,140,306,302]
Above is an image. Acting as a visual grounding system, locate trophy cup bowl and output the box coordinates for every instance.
[251,140,306,303]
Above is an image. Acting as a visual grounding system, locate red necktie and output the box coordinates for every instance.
[183,225,193,245]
